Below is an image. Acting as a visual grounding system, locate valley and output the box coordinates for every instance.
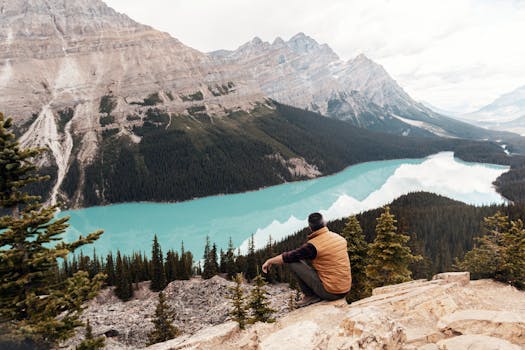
[59,152,508,260]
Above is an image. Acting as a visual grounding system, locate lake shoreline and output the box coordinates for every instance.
[61,151,511,213]
[58,152,509,258]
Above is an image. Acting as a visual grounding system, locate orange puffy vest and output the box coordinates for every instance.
[308,227,352,294]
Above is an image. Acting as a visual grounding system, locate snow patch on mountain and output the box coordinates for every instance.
[393,115,454,138]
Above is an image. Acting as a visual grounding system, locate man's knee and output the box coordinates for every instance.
[288,260,310,272]
[288,261,303,273]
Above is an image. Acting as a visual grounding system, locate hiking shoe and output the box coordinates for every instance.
[297,295,321,308]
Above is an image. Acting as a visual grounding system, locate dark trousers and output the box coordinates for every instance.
[289,260,346,301]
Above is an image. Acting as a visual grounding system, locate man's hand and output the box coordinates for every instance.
[262,254,283,273]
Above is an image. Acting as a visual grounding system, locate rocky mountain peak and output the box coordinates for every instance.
[286,32,325,55]
[0,0,147,38]
[272,36,285,46]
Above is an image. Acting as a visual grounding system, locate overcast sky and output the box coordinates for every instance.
[104,0,525,114]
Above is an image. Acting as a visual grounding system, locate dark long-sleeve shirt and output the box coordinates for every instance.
[282,243,317,263]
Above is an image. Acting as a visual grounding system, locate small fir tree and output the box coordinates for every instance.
[228,273,247,330]
[177,242,191,280]
[202,237,219,279]
[341,215,371,302]
[114,251,133,301]
[223,237,237,279]
[247,274,275,324]
[287,291,298,311]
[147,292,179,345]
[0,113,105,346]
[456,211,525,289]
[165,250,179,282]
[366,207,421,288]
[150,235,167,291]
[264,235,278,283]
[105,252,116,286]
[245,235,257,280]
[76,320,105,350]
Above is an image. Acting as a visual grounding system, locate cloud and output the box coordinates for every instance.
[239,152,508,252]
[104,0,525,114]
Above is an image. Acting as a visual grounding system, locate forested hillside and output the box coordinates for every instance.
[63,102,511,207]
[264,192,524,277]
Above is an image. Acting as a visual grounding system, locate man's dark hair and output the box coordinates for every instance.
[308,212,325,231]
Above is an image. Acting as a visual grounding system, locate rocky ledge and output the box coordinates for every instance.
[62,276,293,349]
[142,272,525,350]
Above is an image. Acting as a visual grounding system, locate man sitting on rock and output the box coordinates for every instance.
[262,212,351,307]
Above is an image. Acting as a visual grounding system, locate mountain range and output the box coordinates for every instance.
[464,85,525,123]
[0,0,513,208]
[460,85,525,135]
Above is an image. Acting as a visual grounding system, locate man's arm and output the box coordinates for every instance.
[262,243,317,273]
[262,254,283,273]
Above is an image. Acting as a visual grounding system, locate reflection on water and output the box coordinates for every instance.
[59,152,508,257]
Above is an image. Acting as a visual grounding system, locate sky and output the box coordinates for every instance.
[104,0,525,114]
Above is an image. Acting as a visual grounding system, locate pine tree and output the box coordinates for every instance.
[0,113,105,346]
[341,216,370,302]
[456,212,525,289]
[177,242,191,280]
[165,250,179,282]
[219,248,225,273]
[366,207,421,289]
[264,235,278,283]
[76,320,105,350]
[202,236,219,279]
[210,243,219,275]
[246,235,257,280]
[147,292,179,345]
[228,273,247,330]
[105,252,116,286]
[224,237,237,279]
[247,274,275,324]
[114,251,133,301]
[0,113,47,212]
[150,235,167,291]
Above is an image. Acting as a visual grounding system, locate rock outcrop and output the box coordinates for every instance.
[62,276,294,349]
[137,273,525,350]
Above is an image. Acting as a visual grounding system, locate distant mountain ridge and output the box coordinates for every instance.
[464,85,525,123]
[210,33,506,140]
[0,0,514,208]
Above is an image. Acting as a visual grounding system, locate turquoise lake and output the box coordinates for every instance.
[58,152,509,258]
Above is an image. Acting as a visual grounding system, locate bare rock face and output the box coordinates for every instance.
[0,0,265,205]
[141,273,525,350]
[62,276,293,349]
[436,335,522,350]
[437,310,525,345]
[210,33,415,127]
[432,271,470,286]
